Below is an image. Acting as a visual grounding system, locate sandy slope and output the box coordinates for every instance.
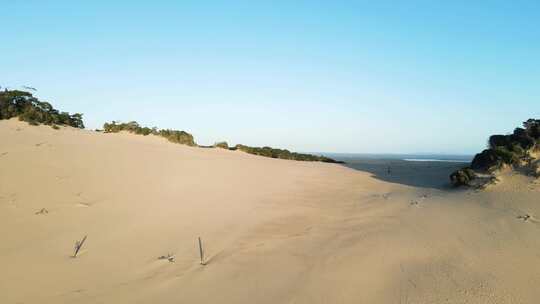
[1,119,539,304]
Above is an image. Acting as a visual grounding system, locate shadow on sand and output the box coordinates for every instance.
[337,158,468,190]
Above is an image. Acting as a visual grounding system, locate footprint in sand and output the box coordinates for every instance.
[35,142,47,147]
[158,253,175,262]
[516,214,539,224]
[35,208,49,215]
[75,193,98,207]
[517,214,531,221]
[1,194,18,208]
[0,152,8,157]
[411,194,429,206]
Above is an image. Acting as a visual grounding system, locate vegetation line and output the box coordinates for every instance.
[0,89,340,163]
[0,90,84,128]
[102,120,342,163]
[103,121,196,146]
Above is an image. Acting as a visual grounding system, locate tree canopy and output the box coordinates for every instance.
[0,90,84,128]
[103,121,196,146]
[450,118,540,186]
[471,119,540,171]
[232,144,342,163]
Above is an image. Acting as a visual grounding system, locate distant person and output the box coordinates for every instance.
[387,166,391,175]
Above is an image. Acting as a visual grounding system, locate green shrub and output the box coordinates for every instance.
[493,146,519,165]
[455,118,540,185]
[233,144,342,163]
[488,135,510,149]
[0,90,84,128]
[159,129,196,146]
[103,121,196,146]
[450,167,476,187]
[489,130,535,152]
[103,121,154,135]
[524,119,540,139]
[214,141,229,149]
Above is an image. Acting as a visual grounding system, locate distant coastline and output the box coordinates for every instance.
[403,158,470,163]
[319,153,473,163]
[320,153,472,189]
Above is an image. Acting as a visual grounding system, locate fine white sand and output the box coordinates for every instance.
[1,119,540,303]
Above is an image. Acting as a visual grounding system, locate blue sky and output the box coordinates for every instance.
[2,1,539,154]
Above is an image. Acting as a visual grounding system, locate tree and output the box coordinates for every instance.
[0,90,84,128]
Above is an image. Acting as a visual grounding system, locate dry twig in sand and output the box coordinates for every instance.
[73,235,87,258]
[198,237,206,265]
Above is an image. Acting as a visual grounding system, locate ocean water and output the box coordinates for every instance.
[402,158,470,163]
[321,153,473,189]
[323,153,473,163]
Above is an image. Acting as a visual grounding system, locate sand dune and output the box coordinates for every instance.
[1,118,540,303]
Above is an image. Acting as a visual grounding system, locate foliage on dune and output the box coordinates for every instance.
[472,119,540,171]
[0,90,84,128]
[449,168,476,187]
[0,88,340,164]
[103,121,157,136]
[213,141,229,149]
[102,122,341,163]
[451,119,540,187]
[103,121,196,146]
[231,144,343,163]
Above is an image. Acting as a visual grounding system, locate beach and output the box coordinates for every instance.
[2,118,540,303]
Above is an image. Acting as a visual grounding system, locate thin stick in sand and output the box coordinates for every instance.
[198,237,206,265]
[73,235,87,258]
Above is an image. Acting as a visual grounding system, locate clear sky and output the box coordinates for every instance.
[2,1,539,154]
